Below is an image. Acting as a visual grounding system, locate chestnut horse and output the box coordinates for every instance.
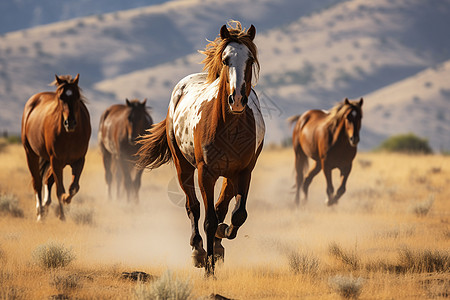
[136,21,264,275]
[21,74,91,221]
[289,98,363,206]
[98,98,153,203]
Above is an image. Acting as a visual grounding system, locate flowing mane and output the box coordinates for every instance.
[325,99,362,132]
[199,20,260,84]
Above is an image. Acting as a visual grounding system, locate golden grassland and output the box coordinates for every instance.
[0,140,449,299]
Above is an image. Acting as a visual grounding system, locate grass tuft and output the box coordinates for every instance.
[329,275,364,299]
[133,270,192,300]
[0,193,24,218]
[51,273,81,295]
[287,251,320,276]
[32,242,76,269]
[398,247,449,273]
[409,195,434,217]
[70,207,95,226]
[329,242,360,270]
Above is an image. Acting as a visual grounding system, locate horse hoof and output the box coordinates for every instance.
[215,223,228,239]
[62,194,72,204]
[191,247,206,268]
[214,246,224,264]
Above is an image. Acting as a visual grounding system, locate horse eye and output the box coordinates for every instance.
[222,57,229,66]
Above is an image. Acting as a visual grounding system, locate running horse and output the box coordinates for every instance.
[21,74,91,221]
[289,98,363,206]
[98,98,153,203]
[136,21,265,275]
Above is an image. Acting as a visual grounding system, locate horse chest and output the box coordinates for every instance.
[200,119,257,174]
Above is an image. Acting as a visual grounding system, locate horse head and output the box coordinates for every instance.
[54,74,81,132]
[219,24,257,113]
[201,21,259,115]
[125,98,152,145]
[343,98,363,147]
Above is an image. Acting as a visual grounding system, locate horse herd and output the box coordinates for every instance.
[20,21,363,275]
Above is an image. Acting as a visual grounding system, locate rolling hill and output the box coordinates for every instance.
[0,0,449,150]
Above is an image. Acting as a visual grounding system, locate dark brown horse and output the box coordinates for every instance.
[98,98,153,203]
[21,74,91,221]
[289,98,363,206]
[136,21,264,275]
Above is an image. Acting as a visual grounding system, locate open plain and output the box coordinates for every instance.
[0,141,449,299]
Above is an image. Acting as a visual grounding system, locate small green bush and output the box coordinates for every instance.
[377,133,432,154]
[32,242,75,269]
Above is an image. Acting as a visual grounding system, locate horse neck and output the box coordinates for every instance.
[215,73,231,123]
[330,116,348,147]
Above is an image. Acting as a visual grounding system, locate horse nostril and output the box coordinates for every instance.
[228,94,234,105]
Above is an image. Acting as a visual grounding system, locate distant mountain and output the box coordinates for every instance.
[0,0,168,34]
[0,0,344,136]
[94,0,450,150]
[1,0,449,151]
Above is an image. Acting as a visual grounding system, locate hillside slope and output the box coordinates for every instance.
[0,0,343,136]
[95,0,450,149]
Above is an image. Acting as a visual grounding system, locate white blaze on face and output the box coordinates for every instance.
[222,42,250,100]
[65,89,73,96]
[351,110,357,118]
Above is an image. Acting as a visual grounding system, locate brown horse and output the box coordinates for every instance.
[98,98,153,203]
[136,21,264,275]
[21,74,91,221]
[290,98,363,206]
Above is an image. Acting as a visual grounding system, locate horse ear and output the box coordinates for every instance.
[247,24,256,41]
[142,98,147,106]
[359,98,364,106]
[126,98,131,106]
[220,25,231,40]
[344,98,350,105]
[73,73,80,85]
[55,74,64,86]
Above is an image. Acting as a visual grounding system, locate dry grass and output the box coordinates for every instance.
[0,144,449,299]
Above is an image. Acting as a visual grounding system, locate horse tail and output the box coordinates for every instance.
[287,115,300,126]
[135,118,172,170]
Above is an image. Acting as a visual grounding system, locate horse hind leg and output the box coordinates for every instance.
[294,146,307,206]
[101,146,113,199]
[302,160,321,204]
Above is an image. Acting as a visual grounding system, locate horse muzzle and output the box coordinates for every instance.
[228,94,248,114]
[63,119,77,132]
[349,136,359,147]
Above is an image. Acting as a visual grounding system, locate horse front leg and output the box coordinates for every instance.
[198,164,218,276]
[217,171,250,240]
[63,157,85,204]
[43,169,54,213]
[214,177,237,263]
[330,165,352,205]
[24,151,44,221]
[322,164,335,206]
[51,159,66,221]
